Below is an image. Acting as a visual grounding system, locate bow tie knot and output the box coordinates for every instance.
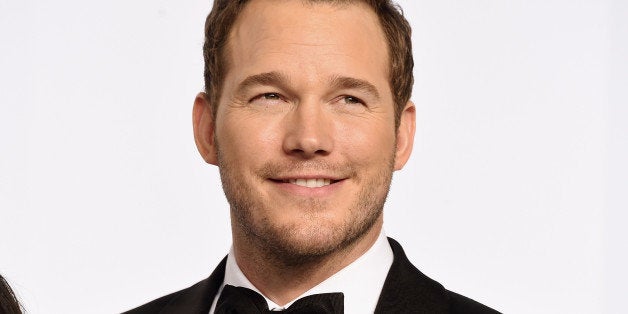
[215,285,344,313]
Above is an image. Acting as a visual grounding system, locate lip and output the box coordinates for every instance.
[267,177,346,197]
[270,174,344,181]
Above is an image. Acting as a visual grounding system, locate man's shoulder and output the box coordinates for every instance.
[122,290,181,314]
[122,278,214,314]
[122,257,227,314]
[446,290,501,314]
[379,238,500,314]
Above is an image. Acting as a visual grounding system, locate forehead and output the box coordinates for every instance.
[222,0,391,97]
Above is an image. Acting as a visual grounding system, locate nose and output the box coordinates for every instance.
[282,100,334,158]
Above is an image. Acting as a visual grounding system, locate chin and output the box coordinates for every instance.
[248,208,383,266]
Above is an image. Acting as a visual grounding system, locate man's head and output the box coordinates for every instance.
[193,0,415,265]
[202,0,413,129]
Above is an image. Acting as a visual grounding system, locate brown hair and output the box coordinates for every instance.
[0,275,23,314]
[203,0,413,128]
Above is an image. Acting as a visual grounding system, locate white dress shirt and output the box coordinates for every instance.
[209,230,394,313]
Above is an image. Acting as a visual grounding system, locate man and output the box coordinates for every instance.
[126,0,499,313]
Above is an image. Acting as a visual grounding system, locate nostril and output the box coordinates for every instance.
[282,130,333,157]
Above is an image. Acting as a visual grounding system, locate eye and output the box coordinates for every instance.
[250,92,284,104]
[331,95,368,114]
[262,93,280,100]
[248,92,291,113]
[341,95,365,105]
[340,95,366,106]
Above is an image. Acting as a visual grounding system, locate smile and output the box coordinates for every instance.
[284,178,332,188]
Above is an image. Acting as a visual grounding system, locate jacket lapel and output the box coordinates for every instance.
[159,257,227,314]
[375,238,450,313]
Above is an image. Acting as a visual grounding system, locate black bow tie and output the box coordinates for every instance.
[215,285,344,313]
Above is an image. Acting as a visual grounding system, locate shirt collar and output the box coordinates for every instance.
[210,230,393,313]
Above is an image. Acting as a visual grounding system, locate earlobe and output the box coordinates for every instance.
[393,101,416,171]
[193,92,218,165]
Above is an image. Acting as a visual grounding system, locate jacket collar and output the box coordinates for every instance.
[159,257,226,313]
[375,238,449,313]
[158,238,449,313]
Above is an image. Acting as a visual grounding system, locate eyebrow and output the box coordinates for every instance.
[329,75,381,100]
[234,71,381,100]
[235,72,290,96]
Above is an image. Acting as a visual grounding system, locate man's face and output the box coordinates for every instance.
[194,0,415,261]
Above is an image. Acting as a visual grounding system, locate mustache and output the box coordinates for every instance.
[255,160,357,179]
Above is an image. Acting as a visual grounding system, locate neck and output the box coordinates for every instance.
[231,219,383,306]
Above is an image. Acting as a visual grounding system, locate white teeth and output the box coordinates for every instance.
[289,178,332,188]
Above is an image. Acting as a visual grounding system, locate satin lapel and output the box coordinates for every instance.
[159,257,227,314]
[374,238,450,314]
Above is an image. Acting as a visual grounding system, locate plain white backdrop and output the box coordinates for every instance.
[1,0,626,313]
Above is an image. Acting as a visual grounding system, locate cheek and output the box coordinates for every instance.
[336,119,396,164]
[218,114,279,163]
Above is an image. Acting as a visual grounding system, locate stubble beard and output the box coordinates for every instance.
[216,145,395,267]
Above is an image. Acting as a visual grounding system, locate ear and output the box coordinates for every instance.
[393,101,416,170]
[193,92,218,165]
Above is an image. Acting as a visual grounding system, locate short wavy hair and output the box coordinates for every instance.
[203,0,413,128]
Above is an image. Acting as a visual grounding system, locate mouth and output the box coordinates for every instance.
[270,178,342,188]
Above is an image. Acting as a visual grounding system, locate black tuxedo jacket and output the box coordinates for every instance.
[124,238,500,313]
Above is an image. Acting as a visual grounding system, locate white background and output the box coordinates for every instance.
[1,0,626,313]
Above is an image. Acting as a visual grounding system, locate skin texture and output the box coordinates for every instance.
[193,0,416,306]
